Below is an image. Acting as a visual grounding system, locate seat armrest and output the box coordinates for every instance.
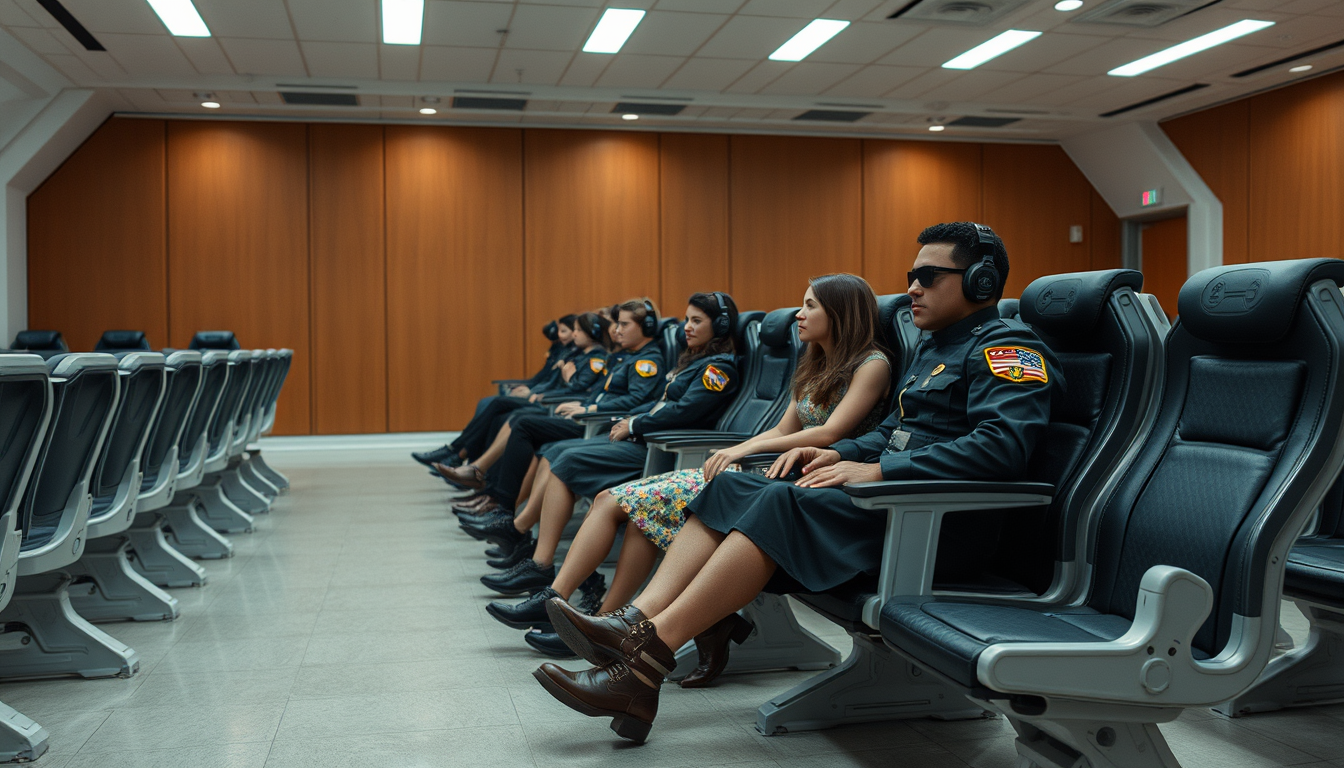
[846,480,1054,629]
[492,379,529,386]
[642,431,756,452]
[570,411,631,425]
[738,452,783,470]
[972,565,1249,707]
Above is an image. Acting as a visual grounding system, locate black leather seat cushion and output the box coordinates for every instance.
[1284,540,1344,609]
[879,597,1135,688]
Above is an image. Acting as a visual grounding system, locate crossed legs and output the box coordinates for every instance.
[550,491,660,613]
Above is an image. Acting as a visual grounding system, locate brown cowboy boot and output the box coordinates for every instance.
[545,599,647,666]
[533,621,676,744]
[678,612,754,688]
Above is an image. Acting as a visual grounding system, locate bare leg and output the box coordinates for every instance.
[631,516,725,618]
[651,531,776,649]
[513,458,548,532]
[471,422,511,472]
[552,491,626,598]
[532,479,577,567]
[515,459,539,510]
[602,530,659,613]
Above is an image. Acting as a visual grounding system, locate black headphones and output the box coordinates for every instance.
[709,292,731,338]
[543,321,560,342]
[640,299,659,338]
[962,223,1003,303]
[585,314,604,341]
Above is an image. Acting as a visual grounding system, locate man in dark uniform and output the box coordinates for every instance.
[531,222,1065,745]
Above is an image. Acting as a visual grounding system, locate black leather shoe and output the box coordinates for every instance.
[466,516,529,549]
[486,535,536,570]
[459,508,510,529]
[525,630,577,659]
[576,572,607,615]
[487,587,558,630]
[481,558,556,596]
[412,445,455,466]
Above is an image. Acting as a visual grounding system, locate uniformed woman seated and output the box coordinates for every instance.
[487,274,893,662]
[532,222,1065,744]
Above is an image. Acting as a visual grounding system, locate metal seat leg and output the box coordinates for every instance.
[194,475,254,533]
[125,512,208,587]
[162,497,234,560]
[0,701,47,762]
[670,594,841,681]
[0,572,139,679]
[65,538,179,622]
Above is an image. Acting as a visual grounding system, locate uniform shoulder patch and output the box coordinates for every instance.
[984,347,1048,383]
[702,364,729,392]
[589,357,605,374]
[635,359,659,378]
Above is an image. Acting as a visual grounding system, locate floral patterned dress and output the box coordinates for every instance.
[608,351,889,550]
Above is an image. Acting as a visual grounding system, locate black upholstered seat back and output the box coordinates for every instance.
[179,353,229,470]
[716,307,802,434]
[877,294,920,406]
[658,318,683,373]
[94,330,151,352]
[190,331,241,351]
[22,354,119,548]
[141,353,202,488]
[11,331,67,353]
[207,353,252,454]
[703,313,765,432]
[997,298,1021,320]
[0,358,52,524]
[231,355,269,439]
[1088,259,1344,658]
[91,354,166,507]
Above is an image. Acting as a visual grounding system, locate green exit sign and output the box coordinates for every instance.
[1141,188,1162,207]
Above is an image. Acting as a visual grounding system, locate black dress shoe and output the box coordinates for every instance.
[465,516,529,549]
[412,445,455,466]
[481,558,556,596]
[486,535,536,570]
[575,572,607,615]
[459,508,510,529]
[486,587,558,630]
[525,630,577,659]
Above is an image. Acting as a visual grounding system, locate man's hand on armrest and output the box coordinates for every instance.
[795,459,882,488]
[553,401,586,417]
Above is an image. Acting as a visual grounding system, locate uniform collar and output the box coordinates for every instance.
[930,306,1001,346]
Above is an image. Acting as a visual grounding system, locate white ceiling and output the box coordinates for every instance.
[2,0,1343,139]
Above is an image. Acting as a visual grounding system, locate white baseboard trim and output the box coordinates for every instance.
[257,432,462,452]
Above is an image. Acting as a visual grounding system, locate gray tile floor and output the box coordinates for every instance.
[3,445,1342,768]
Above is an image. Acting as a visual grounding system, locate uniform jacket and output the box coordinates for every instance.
[830,306,1064,481]
[628,352,739,436]
[522,341,568,387]
[585,340,664,412]
[535,344,608,395]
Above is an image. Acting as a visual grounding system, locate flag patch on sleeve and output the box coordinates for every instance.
[984,347,1048,383]
[635,360,659,378]
[589,357,606,374]
[702,365,729,392]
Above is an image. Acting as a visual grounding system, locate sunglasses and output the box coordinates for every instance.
[907,266,967,288]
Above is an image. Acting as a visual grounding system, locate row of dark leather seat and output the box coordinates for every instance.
[0,330,294,761]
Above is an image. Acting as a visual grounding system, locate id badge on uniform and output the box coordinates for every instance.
[885,429,912,453]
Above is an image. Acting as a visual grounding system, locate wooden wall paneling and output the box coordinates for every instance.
[1162,100,1250,265]
[729,135,863,313]
[27,117,168,352]
[309,124,388,435]
[1140,216,1187,318]
[1089,189,1122,271]
[166,120,312,435]
[660,133,730,313]
[524,130,660,363]
[982,144,1094,298]
[862,140,982,296]
[385,126,525,431]
[1247,71,1344,263]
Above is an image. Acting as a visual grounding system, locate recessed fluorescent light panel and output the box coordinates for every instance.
[146,0,210,37]
[1108,19,1274,76]
[382,0,424,45]
[583,9,645,54]
[943,30,1041,70]
[769,19,849,62]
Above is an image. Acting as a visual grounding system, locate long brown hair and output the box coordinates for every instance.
[791,274,886,408]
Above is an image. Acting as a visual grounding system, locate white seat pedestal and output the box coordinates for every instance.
[669,594,840,682]
[161,495,234,560]
[192,475,254,534]
[0,572,139,679]
[0,701,47,762]
[125,511,208,587]
[65,537,180,622]
[249,452,289,493]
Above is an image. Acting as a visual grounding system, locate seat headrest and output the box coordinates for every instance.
[190,331,241,350]
[997,298,1020,319]
[877,294,911,331]
[94,330,151,352]
[1021,269,1144,339]
[759,307,799,348]
[12,330,67,352]
[736,310,766,348]
[1178,258,1344,344]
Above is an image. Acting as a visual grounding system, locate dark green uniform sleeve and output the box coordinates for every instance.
[831,411,900,462]
[594,345,664,413]
[630,357,738,436]
[563,352,608,394]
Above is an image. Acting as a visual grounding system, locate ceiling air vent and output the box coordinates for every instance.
[948,116,1020,127]
[35,0,103,51]
[794,110,870,122]
[1072,0,1219,28]
[1099,83,1208,117]
[889,0,1033,26]
[612,102,685,116]
[452,96,526,111]
[280,92,358,106]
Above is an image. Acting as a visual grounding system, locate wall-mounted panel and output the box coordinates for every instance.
[863,140,982,296]
[28,117,168,352]
[310,124,387,435]
[660,133,730,313]
[524,130,660,362]
[166,121,312,435]
[1162,100,1249,265]
[385,126,525,431]
[730,135,862,312]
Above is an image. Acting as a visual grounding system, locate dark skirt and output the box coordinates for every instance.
[549,438,649,497]
[686,472,884,593]
[538,436,591,463]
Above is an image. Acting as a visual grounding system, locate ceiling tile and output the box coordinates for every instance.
[220,90,257,102]
[0,1,40,27]
[502,4,601,51]
[621,10,727,56]
[978,32,1113,73]
[759,61,861,94]
[1041,37,1177,76]
[99,32,195,77]
[421,45,498,81]
[825,0,886,21]
[425,1,513,47]
[557,51,611,86]
[219,37,308,76]
[877,27,1008,68]
[1067,76,1188,111]
[45,53,101,83]
[379,43,422,80]
[808,20,923,64]
[823,63,923,96]
[660,56,755,90]
[1244,13,1344,49]
[195,0,294,41]
[737,0,833,17]
[380,94,414,107]
[1026,74,1117,107]
[60,0,164,34]
[594,53,684,87]
[9,25,67,54]
[978,72,1086,104]
[696,15,819,59]
[911,69,1023,101]
[491,48,574,84]
[288,0,375,43]
[302,41,379,79]
[885,67,959,100]
[1121,6,1284,43]
[176,37,236,75]
[723,59,792,93]
[652,0,746,12]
